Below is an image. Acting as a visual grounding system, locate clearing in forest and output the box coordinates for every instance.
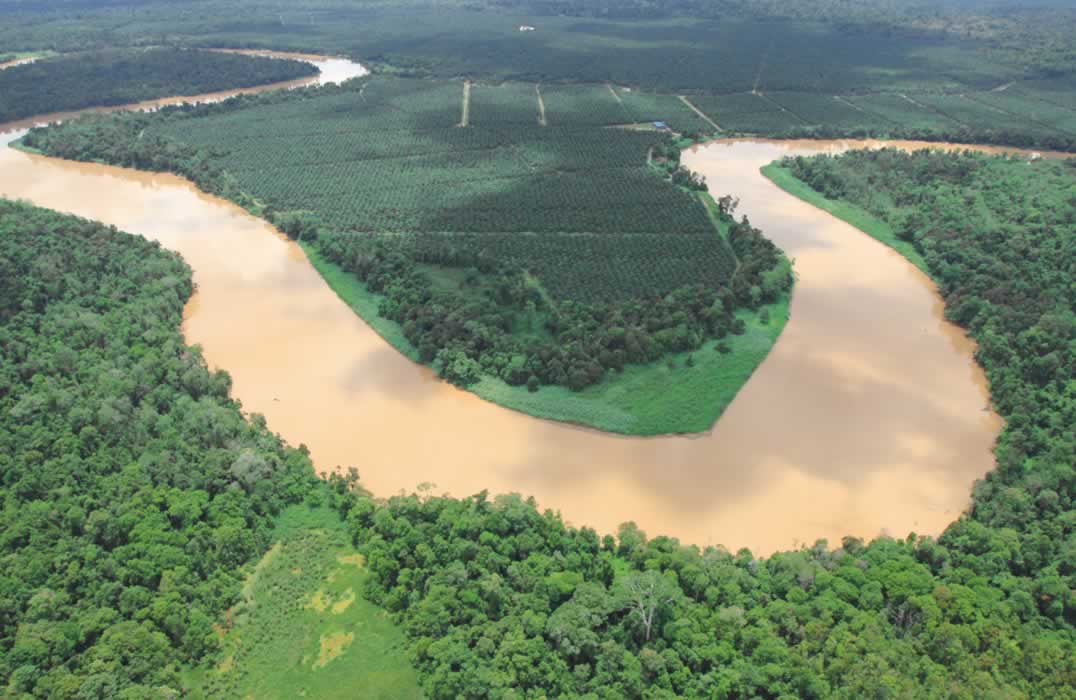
[182,505,422,699]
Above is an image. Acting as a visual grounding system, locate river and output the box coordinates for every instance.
[0,57,1009,555]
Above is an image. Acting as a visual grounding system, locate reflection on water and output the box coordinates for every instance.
[0,85,1007,553]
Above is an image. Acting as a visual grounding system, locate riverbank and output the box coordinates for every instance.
[760,163,929,274]
[305,240,789,435]
[13,67,790,436]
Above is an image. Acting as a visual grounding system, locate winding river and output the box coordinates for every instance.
[0,55,1011,554]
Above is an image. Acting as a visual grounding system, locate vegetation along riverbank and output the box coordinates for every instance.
[20,76,793,435]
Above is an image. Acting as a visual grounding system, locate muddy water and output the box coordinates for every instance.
[1,73,1010,552]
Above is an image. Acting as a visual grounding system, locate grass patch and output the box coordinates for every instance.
[304,234,789,435]
[303,242,421,363]
[182,503,423,699]
[760,163,930,274]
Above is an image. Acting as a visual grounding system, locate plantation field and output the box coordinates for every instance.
[469,82,541,126]
[845,93,960,131]
[1013,77,1076,112]
[689,93,803,133]
[183,505,423,699]
[766,92,892,129]
[970,91,1076,135]
[155,77,721,302]
[909,93,1033,131]
[615,89,718,134]
[540,84,629,125]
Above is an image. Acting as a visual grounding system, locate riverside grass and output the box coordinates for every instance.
[760,162,929,274]
[302,241,789,436]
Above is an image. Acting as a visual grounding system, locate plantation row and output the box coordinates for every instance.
[359,230,739,303]
[540,83,630,125]
[148,81,712,242]
[614,89,716,134]
[238,170,711,239]
[167,126,657,174]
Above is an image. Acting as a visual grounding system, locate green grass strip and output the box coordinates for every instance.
[761,162,930,274]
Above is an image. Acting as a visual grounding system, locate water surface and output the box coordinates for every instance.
[0,67,1009,554]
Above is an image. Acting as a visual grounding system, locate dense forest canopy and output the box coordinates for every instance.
[0,47,316,123]
[0,200,321,696]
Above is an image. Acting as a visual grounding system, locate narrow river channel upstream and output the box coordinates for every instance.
[0,55,1008,554]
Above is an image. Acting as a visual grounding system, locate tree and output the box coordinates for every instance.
[615,570,682,642]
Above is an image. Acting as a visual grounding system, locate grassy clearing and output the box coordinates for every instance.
[182,504,423,699]
[760,163,929,274]
[304,241,787,435]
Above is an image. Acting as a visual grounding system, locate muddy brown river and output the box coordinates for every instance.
[1,57,1011,554]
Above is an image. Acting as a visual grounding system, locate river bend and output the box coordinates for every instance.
[0,58,1006,554]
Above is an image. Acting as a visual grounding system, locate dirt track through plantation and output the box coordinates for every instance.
[536,84,547,126]
[459,80,470,127]
[679,95,722,131]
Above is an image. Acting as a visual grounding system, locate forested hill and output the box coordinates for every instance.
[0,47,317,123]
[0,200,321,695]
